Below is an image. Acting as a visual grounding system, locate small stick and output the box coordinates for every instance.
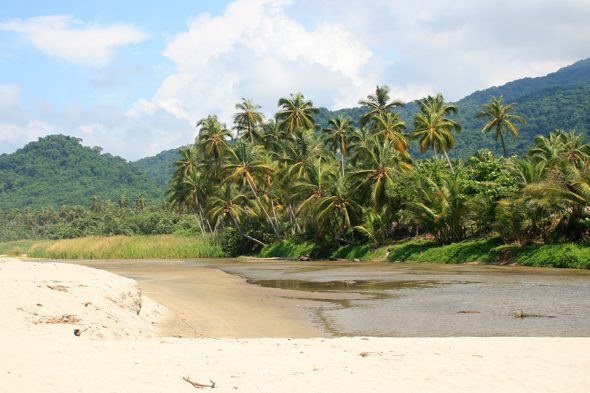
[183,377,216,389]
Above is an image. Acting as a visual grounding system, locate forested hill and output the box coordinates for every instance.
[316,58,590,157]
[131,147,181,190]
[0,135,161,210]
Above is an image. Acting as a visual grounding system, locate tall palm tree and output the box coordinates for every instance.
[411,94,461,173]
[196,115,232,164]
[478,96,527,156]
[322,115,354,176]
[358,85,404,127]
[280,128,328,181]
[276,93,319,133]
[233,98,265,144]
[225,140,279,236]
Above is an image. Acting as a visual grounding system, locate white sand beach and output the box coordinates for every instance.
[1,257,589,393]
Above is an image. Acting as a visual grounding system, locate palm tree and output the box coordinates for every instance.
[118,195,128,208]
[276,93,319,133]
[280,128,328,181]
[405,173,468,243]
[411,94,461,173]
[352,138,412,209]
[370,111,408,156]
[358,85,404,127]
[196,115,232,164]
[322,115,354,176]
[135,194,146,212]
[313,172,360,243]
[478,96,527,156]
[225,140,279,236]
[208,183,265,246]
[233,98,265,144]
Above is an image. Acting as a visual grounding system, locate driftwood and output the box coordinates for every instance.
[183,377,216,389]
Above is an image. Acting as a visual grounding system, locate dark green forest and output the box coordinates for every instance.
[0,135,162,210]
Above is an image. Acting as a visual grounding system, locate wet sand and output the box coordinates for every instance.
[73,261,328,337]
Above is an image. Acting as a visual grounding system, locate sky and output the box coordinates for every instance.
[1,0,589,160]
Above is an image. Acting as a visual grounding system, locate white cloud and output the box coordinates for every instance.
[0,15,146,67]
[131,0,379,127]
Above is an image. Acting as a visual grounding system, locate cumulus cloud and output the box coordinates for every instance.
[0,15,146,67]
[130,0,379,127]
[292,0,590,100]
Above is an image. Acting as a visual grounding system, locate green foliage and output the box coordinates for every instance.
[259,240,316,258]
[330,243,388,260]
[0,135,161,209]
[387,238,590,269]
[131,148,180,190]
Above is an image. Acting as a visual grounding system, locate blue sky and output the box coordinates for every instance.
[1,0,589,160]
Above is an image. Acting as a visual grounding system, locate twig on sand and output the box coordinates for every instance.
[183,377,216,389]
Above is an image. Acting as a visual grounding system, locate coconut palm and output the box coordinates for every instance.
[370,111,408,156]
[225,140,279,236]
[233,98,265,144]
[322,115,354,176]
[405,173,468,243]
[478,96,527,156]
[358,85,404,127]
[314,172,360,244]
[352,138,412,209]
[196,115,232,164]
[411,94,461,173]
[276,93,319,133]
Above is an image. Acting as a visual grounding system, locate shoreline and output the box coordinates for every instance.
[2,258,590,392]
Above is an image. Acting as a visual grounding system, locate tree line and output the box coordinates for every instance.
[167,86,590,255]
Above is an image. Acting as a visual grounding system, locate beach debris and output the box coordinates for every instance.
[73,327,89,336]
[457,310,481,314]
[46,284,68,292]
[34,314,80,324]
[514,310,555,319]
[183,377,216,389]
[359,351,382,357]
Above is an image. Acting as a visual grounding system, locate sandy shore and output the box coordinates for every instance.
[1,258,589,392]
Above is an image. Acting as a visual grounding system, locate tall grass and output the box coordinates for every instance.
[0,235,226,259]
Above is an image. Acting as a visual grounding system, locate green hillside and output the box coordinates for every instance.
[318,58,590,157]
[131,147,181,190]
[0,135,161,210]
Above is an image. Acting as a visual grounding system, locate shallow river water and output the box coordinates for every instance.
[67,259,590,337]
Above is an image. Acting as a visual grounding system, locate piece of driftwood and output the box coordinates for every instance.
[183,377,216,389]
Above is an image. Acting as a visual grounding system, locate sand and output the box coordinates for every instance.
[1,257,589,393]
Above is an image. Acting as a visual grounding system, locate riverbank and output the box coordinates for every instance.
[0,234,225,259]
[1,258,589,392]
[260,238,590,269]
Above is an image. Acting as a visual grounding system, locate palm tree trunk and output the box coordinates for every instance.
[231,216,266,246]
[499,132,507,157]
[443,150,455,174]
[246,178,280,236]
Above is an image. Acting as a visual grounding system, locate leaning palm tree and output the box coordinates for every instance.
[225,140,279,236]
[478,96,527,156]
[358,85,404,127]
[233,98,265,144]
[322,115,354,176]
[208,183,265,246]
[276,93,319,133]
[411,94,461,173]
